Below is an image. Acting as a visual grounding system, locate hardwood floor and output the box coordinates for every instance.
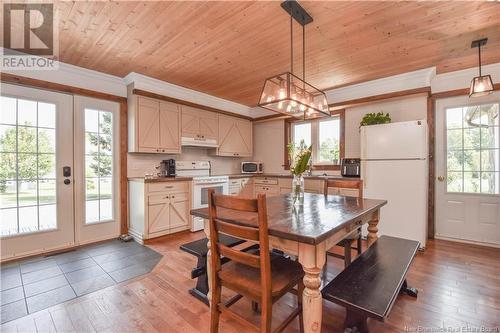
[1,232,499,332]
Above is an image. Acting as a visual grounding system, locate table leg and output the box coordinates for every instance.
[203,220,213,306]
[367,209,380,247]
[298,243,326,333]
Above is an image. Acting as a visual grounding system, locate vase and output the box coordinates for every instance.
[292,174,305,206]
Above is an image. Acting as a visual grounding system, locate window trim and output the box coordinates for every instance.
[284,110,345,171]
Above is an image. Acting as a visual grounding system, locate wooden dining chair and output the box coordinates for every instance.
[324,179,364,268]
[208,189,304,333]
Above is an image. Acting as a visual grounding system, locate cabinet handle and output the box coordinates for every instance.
[164,185,173,189]
[162,149,165,152]
[171,195,175,199]
[164,196,169,199]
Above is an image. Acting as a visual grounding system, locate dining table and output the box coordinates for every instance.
[190,192,387,333]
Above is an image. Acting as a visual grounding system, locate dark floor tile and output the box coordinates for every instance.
[108,258,159,283]
[0,272,22,291]
[20,259,57,274]
[64,265,106,284]
[26,285,76,314]
[129,250,162,265]
[84,242,123,257]
[91,251,129,265]
[51,251,90,265]
[0,264,19,276]
[70,274,115,296]
[0,286,24,305]
[59,258,97,273]
[99,256,135,273]
[23,275,68,298]
[22,266,63,285]
[1,299,27,324]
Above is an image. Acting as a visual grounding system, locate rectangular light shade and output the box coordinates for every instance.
[258,72,330,119]
[469,75,494,97]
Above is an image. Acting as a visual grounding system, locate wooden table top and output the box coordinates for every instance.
[190,193,387,245]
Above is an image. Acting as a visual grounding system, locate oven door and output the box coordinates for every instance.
[193,182,229,208]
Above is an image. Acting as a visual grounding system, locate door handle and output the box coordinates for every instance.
[63,166,71,177]
[437,176,445,182]
[64,179,71,185]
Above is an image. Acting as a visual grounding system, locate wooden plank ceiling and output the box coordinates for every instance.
[56,1,500,106]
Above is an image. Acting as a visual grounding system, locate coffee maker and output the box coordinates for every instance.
[157,159,176,177]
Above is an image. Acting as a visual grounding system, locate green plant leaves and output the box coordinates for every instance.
[360,112,391,127]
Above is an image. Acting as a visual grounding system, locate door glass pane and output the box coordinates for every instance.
[445,104,500,194]
[0,97,57,236]
[84,109,113,224]
[318,117,340,163]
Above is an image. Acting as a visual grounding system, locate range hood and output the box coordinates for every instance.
[181,136,219,148]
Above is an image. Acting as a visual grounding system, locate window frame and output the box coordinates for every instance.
[284,109,345,171]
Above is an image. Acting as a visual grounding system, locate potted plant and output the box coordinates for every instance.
[360,112,391,127]
[287,140,312,206]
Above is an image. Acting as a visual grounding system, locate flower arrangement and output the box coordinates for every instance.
[287,140,312,205]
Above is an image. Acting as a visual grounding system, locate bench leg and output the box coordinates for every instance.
[399,279,418,298]
[189,256,210,306]
[344,310,369,333]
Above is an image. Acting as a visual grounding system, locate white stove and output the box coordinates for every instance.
[176,161,229,232]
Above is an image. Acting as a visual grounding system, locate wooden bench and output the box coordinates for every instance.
[180,235,258,305]
[322,235,419,333]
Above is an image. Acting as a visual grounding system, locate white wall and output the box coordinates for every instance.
[345,95,428,158]
[127,147,246,178]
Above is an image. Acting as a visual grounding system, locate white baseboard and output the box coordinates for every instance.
[434,235,500,249]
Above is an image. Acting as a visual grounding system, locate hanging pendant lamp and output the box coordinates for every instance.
[258,0,329,119]
[469,38,494,98]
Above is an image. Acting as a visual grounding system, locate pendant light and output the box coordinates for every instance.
[258,0,329,119]
[469,38,494,98]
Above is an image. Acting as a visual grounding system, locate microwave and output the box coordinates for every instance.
[241,162,263,174]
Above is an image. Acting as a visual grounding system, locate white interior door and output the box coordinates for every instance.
[435,93,500,246]
[1,84,75,260]
[74,96,120,244]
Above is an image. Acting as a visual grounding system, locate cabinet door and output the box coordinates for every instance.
[137,97,160,152]
[218,115,253,157]
[168,192,190,229]
[148,195,170,234]
[181,106,200,138]
[159,101,181,153]
[199,111,218,141]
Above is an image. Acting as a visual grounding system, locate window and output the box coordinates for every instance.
[446,103,499,194]
[0,96,57,236]
[287,110,344,169]
[84,108,114,223]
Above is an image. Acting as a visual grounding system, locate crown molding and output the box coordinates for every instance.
[431,62,500,93]
[124,72,257,118]
[325,67,436,104]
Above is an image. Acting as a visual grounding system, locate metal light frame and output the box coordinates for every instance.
[258,0,330,119]
[469,38,494,98]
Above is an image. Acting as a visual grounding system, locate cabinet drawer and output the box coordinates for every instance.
[148,194,170,205]
[147,181,189,193]
[229,179,243,186]
[254,185,279,196]
[254,177,278,185]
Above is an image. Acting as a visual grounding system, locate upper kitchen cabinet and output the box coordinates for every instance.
[217,114,253,157]
[128,95,181,153]
[181,106,218,146]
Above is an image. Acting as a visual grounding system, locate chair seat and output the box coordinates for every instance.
[218,253,304,302]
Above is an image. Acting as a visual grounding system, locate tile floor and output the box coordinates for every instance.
[0,240,162,324]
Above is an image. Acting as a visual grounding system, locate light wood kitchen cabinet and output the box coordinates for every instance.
[181,106,218,141]
[229,177,254,197]
[254,177,279,197]
[128,94,181,153]
[278,178,323,194]
[217,115,252,157]
[128,179,191,242]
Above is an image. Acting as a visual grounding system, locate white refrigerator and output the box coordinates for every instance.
[361,120,428,249]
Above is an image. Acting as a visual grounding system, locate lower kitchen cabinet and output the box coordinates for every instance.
[229,177,254,197]
[128,179,191,243]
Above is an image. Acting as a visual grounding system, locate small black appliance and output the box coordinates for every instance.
[159,159,176,177]
[341,158,361,177]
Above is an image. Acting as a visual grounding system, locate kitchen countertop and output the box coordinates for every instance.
[222,174,361,181]
[128,176,193,183]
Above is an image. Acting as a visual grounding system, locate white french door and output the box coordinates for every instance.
[1,84,75,259]
[74,96,120,244]
[1,85,120,260]
[435,92,500,247]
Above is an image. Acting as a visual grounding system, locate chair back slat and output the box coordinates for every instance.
[218,244,260,268]
[324,179,363,199]
[213,195,259,212]
[215,219,260,241]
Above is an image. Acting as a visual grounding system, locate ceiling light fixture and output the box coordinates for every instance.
[258,0,330,119]
[469,38,494,98]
